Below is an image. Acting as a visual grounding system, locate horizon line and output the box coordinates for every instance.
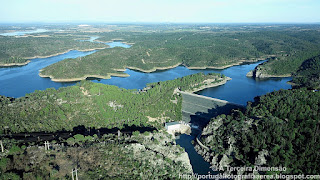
[0,21,319,25]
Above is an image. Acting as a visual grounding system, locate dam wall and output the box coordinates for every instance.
[180,91,244,126]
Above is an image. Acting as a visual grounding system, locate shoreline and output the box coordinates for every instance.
[0,47,108,67]
[25,47,108,59]
[186,58,266,70]
[39,71,129,82]
[187,77,232,93]
[37,59,264,82]
[246,70,292,78]
[0,60,31,67]
[262,74,292,78]
[112,58,264,74]
[38,56,276,83]
[39,63,181,82]
[286,81,298,86]
[126,63,182,73]
[94,39,135,46]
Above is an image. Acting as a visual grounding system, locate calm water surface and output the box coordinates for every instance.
[0,38,291,105]
[176,133,216,175]
[0,29,48,36]
[0,41,292,176]
[92,62,291,106]
[0,50,93,97]
[0,41,130,97]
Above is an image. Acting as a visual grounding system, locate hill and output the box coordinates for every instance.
[292,55,320,89]
[0,72,226,133]
[196,88,320,174]
[40,28,320,81]
[0,35,107,66]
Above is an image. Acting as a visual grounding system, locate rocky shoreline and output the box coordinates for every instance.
[0,60,31,67]
[126,63,182,73]
[38,59,256,82]
[26,47,108,60]
[186,56,274,70]
[39,63,182,82]
[246,68,291,78]
[187,60,257,70]
[38,55,277,82]
[187,77,231,93]
[39,71,129,82]
[246,56,292,78]
[0,47,108,67]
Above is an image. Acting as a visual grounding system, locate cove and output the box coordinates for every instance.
[0,50,93,97]
[0,41,129,98]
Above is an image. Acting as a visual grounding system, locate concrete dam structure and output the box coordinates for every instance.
[180,91,244,126]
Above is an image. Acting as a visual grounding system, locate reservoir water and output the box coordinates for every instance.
[0,29,48,36]
[0,40,292,176]
[0,50,93,97]
[0,41,130,98]
[0,37,291,104]
[91,63,291,106]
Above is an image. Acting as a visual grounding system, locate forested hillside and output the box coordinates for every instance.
[40,28,320,81]
[0,72,226,133]
[196,88,320,174]
[2,24,320,81]
[247,30,320,78]
[0,35,107,65]
[292,55,320,89]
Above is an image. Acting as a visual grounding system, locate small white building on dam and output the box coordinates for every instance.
[165,121,191,135]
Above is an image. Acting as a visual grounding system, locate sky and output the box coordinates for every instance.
[0,0,319,23]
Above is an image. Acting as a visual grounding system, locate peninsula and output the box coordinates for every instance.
[0,72,228,133]
[37,25,320,82]
[0,35,108,66]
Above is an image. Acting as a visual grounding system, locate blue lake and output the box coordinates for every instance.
[0,29,48,36]
[0,50,93,97]
[92,63,291,106]
[0,40,292,175]
[0,41,131,98]
[0,56,292,105]
[0,37,291,105]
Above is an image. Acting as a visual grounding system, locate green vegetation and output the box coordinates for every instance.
[38,26,320,81]
[197,88,320,174]
[0,72,225,133]
[0,35,107,65]
[2,24,320,83]
[292,55,320,89]
[2,23,320,178]
[247,30,320,78]
[0,131,192,179]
